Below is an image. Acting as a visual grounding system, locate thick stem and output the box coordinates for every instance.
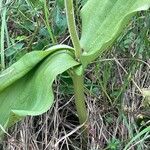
[72,71,87,131]
[65,0,88,144]
[65,0,81,60]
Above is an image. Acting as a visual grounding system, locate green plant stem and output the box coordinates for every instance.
[65,0,81,60]
[65,0,88,143]
[72,71,88,134]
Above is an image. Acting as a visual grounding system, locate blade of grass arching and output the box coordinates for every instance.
[122,113,144,150]
[136,132,149,150]
[43,0,56,45]
[123,126,150,150]
[0,3,7,70]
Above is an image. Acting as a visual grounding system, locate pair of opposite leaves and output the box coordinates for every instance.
[0,0,150,133]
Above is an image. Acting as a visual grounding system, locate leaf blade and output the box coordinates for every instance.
[80,0,150,65]
[0,45,78,132]
[0,45,74,92]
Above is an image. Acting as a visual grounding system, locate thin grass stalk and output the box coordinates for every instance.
[44,0,56,45]
[1,2,6,70]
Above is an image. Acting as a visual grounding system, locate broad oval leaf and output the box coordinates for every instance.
[80,0,150,66]
[0,45,78,134]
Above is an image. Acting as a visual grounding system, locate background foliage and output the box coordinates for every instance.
[0,0,150,149]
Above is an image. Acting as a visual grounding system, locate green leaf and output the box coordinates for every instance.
[0,45,78,134]
[80,0,150,66]
[27,0,44,8]
[57,0,65,9]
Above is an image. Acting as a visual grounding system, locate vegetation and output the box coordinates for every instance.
[0,0,150,149]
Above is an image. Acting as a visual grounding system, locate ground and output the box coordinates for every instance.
[0,0,150,149]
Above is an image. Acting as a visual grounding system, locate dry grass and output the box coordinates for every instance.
[0,1,150,149]
[1,55,150,150]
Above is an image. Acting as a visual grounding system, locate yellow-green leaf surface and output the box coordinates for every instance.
[0,45,78,133]
[80,0,150,66]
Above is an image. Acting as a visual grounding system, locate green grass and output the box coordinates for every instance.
[0,0,150,149]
